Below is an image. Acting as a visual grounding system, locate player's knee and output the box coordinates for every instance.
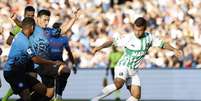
[114,79,124,89]
[132,91,141,99]
[115,83,123,90]
[131,86,141,99]
[46,88,54,98]
[32,83,47,96]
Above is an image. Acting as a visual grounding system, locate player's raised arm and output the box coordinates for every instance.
[60,8,81,34]
[151,34,183,58]
[10,13,23,27]
[92,39,113,54]
[163,42,183,57]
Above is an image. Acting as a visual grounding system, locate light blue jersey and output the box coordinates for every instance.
[29,25,50,60]
[4,32,35,71]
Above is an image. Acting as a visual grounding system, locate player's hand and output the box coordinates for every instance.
[92,47,99,55]
[10,13,17,20]
[72,64,77,74]
[174,49,183,58]
[55,60,65,66]
[58,64,69,75]
[73,7,80,14]
[58,64,65,75]
[73,8,81,20]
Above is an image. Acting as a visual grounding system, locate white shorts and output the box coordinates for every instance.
[114,66,140,86]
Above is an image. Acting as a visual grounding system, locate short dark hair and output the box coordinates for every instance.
[134,17,147,28]
[25,6,35,12]
[37,9,51,17]
[21,17,35,29]
[52,22,62,36]
[53,22,62,29]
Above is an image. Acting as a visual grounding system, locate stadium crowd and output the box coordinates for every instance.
[0,0,201,69]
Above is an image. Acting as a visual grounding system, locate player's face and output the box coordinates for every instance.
[37,15,50,28]
[133,25,145,38]
[27,25,34,36]
[24,11,34,18]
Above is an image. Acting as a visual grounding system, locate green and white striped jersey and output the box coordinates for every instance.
[113,32,165,69]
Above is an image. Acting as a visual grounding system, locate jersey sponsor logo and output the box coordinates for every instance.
[136,51,146,56]
[129,51,146,57]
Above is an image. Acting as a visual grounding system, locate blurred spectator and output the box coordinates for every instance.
[196,53,201,68]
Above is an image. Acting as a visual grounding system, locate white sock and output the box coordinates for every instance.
[126,96,138,101]
[114,90,120,98]
[94,84,117,100]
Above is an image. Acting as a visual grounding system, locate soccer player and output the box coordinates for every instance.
[91,17,183,101]
[3,17,64,101]
[3,6,36,101]
[30,10,79,99]
[48,22,77,101]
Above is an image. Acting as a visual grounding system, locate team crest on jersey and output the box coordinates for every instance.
[27,48,33,55]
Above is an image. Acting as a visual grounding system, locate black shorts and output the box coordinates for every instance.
[26,64,36,73]
[4,71,40,94]
[35,65,59,88]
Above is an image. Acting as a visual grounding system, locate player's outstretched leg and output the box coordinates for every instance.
[91,78,125,101]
